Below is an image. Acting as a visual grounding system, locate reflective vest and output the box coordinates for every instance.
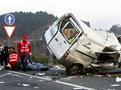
[9,53,18,63]
[20,41,30,54]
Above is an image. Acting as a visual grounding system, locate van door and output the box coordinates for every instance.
[48,16,82,59]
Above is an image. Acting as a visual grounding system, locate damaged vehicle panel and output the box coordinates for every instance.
[44,13,121,75]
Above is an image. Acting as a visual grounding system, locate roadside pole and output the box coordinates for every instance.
[3,14,16,46]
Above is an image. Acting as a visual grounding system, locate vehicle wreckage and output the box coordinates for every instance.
[44,13,121,75]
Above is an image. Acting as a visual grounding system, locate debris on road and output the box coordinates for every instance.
[36,72,45,76]
[49,65,65,71]
[22,84,30,87]
[0,66,5,71]
[116,77,121,82]
[0,81,5,84]
[94,75,103,77]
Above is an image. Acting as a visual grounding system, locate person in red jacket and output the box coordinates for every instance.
[17,35,32,71]
[9,47,18,70]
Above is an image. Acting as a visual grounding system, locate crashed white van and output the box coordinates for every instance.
[44,13,121,75]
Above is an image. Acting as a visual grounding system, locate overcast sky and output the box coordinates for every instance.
[0,0,121,30]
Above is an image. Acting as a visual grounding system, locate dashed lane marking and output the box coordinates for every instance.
[55,80,95,90]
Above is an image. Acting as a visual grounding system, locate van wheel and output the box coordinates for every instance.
[66,64,84,76]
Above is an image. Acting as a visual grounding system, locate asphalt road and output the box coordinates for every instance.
[0,70,121,90]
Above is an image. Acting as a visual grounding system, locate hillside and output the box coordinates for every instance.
[109,24,121,35]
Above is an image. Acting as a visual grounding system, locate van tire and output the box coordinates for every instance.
[66,64,84,76]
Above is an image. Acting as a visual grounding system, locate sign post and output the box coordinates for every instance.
[4,14,16,46]
[3,26,16,39]
[4,14,15,26]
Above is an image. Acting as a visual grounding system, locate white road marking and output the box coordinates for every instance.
[11,74,20,77]
[9,71,50,81]
[0,81,5,84]
[0,73,12,85]
[74,87,87,89]
[55,80,95,90]
[0,73,12,77]
[22,84,30,87]
[33,87,39,88]
[9,71,95,90]
[110,84,120,87]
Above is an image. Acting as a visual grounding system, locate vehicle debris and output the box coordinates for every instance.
[50,65,65,70]
[98,68,121,75]
[22,84,30,87]
[44,13,121,75]
[36,72,45,76]
[0,66,5,71]
[116,77,121,83]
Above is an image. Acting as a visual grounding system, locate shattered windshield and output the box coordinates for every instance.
[59,16,80,44]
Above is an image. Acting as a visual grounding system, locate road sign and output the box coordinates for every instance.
[4,14,15,25]
[3,25,16,39]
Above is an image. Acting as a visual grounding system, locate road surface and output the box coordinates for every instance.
[0,70,121,90]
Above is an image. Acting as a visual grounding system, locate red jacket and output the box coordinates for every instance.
[9,52,18,68]
[17,40,32,57]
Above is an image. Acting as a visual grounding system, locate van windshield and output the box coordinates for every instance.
[59,16,80,44]
[62,22,79,43]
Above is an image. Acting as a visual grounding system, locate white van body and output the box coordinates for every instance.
[44,13,121,75]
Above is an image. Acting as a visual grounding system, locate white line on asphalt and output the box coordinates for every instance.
[55,80,95,90]
[9,71,50,81]
[9,71,95,90]
[0,73,12,77]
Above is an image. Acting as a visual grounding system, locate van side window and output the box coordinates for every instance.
[62,22,79,44]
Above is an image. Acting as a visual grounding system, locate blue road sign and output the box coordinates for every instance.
[4,14,15,25]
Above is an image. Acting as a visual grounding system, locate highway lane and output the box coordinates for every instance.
[0,70,121,90]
